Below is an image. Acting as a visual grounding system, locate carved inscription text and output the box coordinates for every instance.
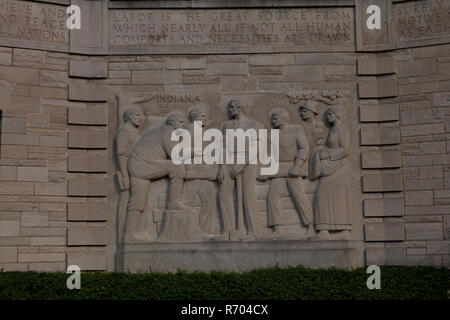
[109,8,354,50]
[0,0,68,43]
[394,0,450,41]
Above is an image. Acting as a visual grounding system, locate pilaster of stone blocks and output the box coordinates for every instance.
[357,53,404,265]
[66,59,108,270]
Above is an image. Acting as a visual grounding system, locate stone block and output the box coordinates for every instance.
[0,221,20,236]
[39,135,67,148]
[18,253,65,263]
[0,166,17,181]
[1,117,26,133]
[68,179,107,196]
[17,167,48,182]
[0,51,11,65]
[0,247,17,263]
[357,56,395,75]
[68,203,107,221]
[67,252,107,270]
[362,174,403,192]
[396,60,437,78]
[359,104,399,122]
[365,247,405,266]
[40,70,68,88]
[284,65,324,81]
[407,255,442,267]
[404,178,443,191]
[360,126,400,145]
[35,183,67,196]
[364,198,404,217]
[405,191,433,206]
[405,223,443,240]
[67,154,107,172]
[26,113,49,128]
[21,227,66,237]
[68,107,107,125]
[0,66,39,85]
[362,150,401,168]
[207,63,248,75]
[30,237,66,246]
[69,60,107,78]
[8,96,41,113]
[365,223,404,241]
[0,145,28,159]
[21,212,49,227]
[431,92,450,107]
[400,123,444,137]
[69,83,108,102]
[67,227,107,246]
[68,131,108,149]
[165,57,205,69]
[358,79,397,98]
[28,262,65,272]
[0,182,34,195]
[426,241,449,255]
[132,70,182,85]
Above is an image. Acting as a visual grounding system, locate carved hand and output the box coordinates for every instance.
[122,174,130,191]
[319,149,330,160]
[288,166,301,178]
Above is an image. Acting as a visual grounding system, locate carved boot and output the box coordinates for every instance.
[318,230,330,240]
[305,224,316,238]
[124,211,154,242]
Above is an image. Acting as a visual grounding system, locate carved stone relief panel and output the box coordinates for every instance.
[113,90,355,244]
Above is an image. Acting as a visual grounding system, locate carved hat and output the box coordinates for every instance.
[299,100,319,115]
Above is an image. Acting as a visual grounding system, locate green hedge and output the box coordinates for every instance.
[0,266,448,300]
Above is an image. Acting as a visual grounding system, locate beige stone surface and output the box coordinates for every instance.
[67,227,107,246]
[68,179,108,196]
[68,203,107,221]
[67,252,107,270]
[68,107,108,125]
[68,131,108,149]
[68,154,108,172]
[365,223,405,242]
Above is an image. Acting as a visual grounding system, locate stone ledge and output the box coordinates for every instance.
[69,83,108,102]
[117,240,361,272]
[68,179,108,197]
[360,126,400,145]
[362,174,403,193]
[362,150,401,169]
[68,203,108,221]
[68,107,108,125]
[68,131,108,149]
[359,104,399,122]
[67,154,108,172]
[67,227,107,246]
[358,79,397,98]
[69,60,107,79]
[364,198,404,217]
[365,223,405,242]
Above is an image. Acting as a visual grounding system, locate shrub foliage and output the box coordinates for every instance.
[0,266,448,300]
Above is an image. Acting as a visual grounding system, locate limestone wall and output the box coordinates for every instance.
[0,0,448,271]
